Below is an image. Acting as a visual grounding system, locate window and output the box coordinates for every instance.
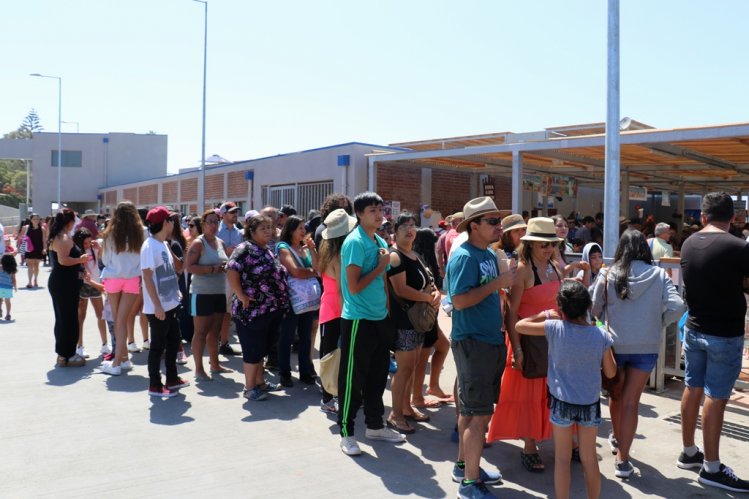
[51,150,82,167]
[261,181,334,215]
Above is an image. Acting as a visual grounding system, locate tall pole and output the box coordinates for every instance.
[194,0,207,213]
[603,0,620,259]
[30,73,62,214]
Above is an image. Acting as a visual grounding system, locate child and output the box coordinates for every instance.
[0,254,18,320]
[577,242,603,289]
[74,228,109,358]
[516,280,616,499]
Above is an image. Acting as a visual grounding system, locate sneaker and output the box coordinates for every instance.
[340,436,362,456]
[127,342,140,353]
[677,448,704,470]
[176,350,188,365]
[615,460,635,478]
[120,360,133,371]
[100,361,122,376]
[608,431,619,455]
[242,386,268,401]
[300,375,317,385]
[142,340,150,350]
[260,381,281,392]
[699,464,749,492]
[4,314,10,321]
[280,375,294,388]
[457,480,495,499]
[451,464,503,485]
[100,344,112,355]
[166,377,191,390]
[320,398,338,413]
[103,352,115,361]
[365,427,406,443]
[219,342,237,356]
[148,386,177,398]
[76,345,90,359]
[66,354,86,367]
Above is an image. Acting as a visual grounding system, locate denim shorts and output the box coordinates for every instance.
[683,328,743,400]
[614,353,658,373]
[548,394,601,428]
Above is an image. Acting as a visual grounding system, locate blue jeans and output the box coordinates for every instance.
[278,310,317,379]
[684,328,743,400]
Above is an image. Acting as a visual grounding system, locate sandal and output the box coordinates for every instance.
[404,410,431,423]
[521,451,545,472]
[413,397,444,409]
[386,416,415,434]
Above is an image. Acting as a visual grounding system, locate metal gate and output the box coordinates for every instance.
[261,181,333,215]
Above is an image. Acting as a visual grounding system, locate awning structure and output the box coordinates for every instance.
[373,121,749,195]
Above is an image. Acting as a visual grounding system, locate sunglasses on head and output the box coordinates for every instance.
[539,241,559,248]
[481,217,501,226]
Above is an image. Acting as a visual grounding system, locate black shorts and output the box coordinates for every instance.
[190,293,226,316]
[235,310,283,364]
[422,325,438,348]
[452,337,506,416]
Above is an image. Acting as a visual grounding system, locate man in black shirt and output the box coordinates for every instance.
[678,192,749,493]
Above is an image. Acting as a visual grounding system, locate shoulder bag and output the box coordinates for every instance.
[283,244,321,314]
[520,261,562,379]
[600,271,620,395]
[389,251,438,333]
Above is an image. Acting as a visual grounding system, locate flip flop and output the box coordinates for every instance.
[413,398,444,409]
[387,417,415,434]
[521,451,545,472]
[404,410,431,423]
[210,367,232,374]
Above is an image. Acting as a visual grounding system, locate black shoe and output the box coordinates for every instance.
[677,449,704,470]
[280,375,294,388]
[300,375,317,385]
[699,464,749,492]
[219,343,237,356]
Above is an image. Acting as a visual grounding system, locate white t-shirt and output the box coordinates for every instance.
[140,237,180,314]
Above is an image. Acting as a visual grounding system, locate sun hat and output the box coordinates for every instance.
[456,197,502,233]
[520,217,564,242]
[244,209,259,220]
[501,214,527,233]
[322,208,357,240]
[83,209,97,219]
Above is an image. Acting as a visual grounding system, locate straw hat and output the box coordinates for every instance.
[322,209,357,240]
[456,197,501,233]
[520,217,563,242]
[501,214,527,233]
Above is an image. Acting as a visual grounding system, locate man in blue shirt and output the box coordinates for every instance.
[217,201,243,356]
[446,196,513,499]
[338,192,405,457]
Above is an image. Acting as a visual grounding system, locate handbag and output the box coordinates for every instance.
[319,348,340,396]
[24,235,34,254]
[521,334,548,379]
[284,245,321,314]
[389,251,438,333]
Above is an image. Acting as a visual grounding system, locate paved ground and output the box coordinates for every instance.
[3,265,749,498]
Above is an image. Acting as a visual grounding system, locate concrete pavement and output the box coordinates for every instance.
[2,265,748,498]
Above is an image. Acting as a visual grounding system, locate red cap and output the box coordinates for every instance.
[146,206,173,225]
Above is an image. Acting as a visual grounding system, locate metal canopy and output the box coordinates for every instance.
[378,122,749,194]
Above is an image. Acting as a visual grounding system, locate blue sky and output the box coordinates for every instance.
[2,1,747,173]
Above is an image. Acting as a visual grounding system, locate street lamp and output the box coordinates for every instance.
[61,121,79,133]
[29,73,62,213]
[194,0,208,212]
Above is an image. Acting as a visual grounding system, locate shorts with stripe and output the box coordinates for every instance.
[190,293,226,316]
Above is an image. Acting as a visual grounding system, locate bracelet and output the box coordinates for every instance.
[544,309,551,320]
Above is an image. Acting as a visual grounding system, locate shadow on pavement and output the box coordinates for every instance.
[149,396,194,425]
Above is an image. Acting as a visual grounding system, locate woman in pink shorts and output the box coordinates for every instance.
[99,201,145,376]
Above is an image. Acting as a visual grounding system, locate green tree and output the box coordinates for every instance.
[4,109,43,139]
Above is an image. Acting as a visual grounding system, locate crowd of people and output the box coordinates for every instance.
[26,190,749,498]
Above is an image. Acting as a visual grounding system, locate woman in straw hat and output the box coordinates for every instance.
[488,217,563,472]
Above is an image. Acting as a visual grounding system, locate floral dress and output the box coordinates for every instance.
[226,240,290,324]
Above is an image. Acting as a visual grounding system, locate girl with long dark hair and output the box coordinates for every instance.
[19,213,47,288]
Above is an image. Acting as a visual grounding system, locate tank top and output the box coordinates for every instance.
[190,234,228,294]
[319,272,341,324]
[50,243,84,285]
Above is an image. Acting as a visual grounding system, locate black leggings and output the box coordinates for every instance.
[147,308,182,387]
[49,273,80,359]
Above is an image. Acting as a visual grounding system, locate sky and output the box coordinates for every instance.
[2,1,748,174]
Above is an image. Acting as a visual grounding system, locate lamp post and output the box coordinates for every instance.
[29,73,62,213]
[194,0,208,212]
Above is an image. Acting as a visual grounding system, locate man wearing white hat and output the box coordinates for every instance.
[446,196,513,498]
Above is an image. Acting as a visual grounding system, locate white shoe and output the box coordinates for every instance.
[142,340,150,350]
[127,342,140,353]
[120,360,133,371]
[100,344,112,355]
[340,436,362,456]
[176,351,188,365]
[76,345,90,359]
[100,361,122,376]
[365,427,406,443]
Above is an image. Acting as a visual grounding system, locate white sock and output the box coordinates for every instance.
[703,460,721,473]
[682,445,699,457]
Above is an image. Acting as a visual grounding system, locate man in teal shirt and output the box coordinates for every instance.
[446,197,513,499]
[338,192,405,457]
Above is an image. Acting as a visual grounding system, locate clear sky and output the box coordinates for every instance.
[2,1,747,174]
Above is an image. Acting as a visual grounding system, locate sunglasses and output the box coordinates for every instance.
[539,241,560,248]
[481,217,501,226]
